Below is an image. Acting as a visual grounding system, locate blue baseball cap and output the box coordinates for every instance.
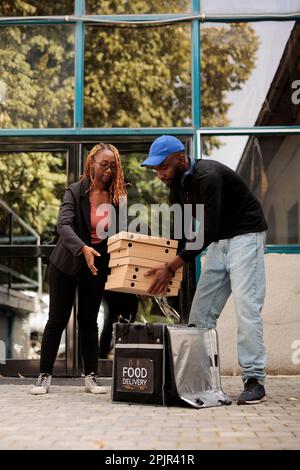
[141,135,185,167]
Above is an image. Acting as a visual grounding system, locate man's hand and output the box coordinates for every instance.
[81,245,101,275]
[144,264,173,296]
[144,255,185,296]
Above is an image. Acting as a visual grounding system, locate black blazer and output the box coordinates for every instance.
[50,179,118,275]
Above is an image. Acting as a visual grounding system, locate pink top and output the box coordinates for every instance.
[90,199,112,244]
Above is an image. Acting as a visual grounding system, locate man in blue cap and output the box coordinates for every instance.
[141,135,268,405]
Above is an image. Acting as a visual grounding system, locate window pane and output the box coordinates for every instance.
[200,0,300,15]
[0,25,74,128]
[0,1,74,16]
[0,151,67,242]
[0,152,67,360]
[82,147,170,228]
[84,25,191,127]
[85,0,192,15]
[200,134,300,244]
[82,146,178,355]
[201,21,300,127]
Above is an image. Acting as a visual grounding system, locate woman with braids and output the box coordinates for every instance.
[31,143,127,395]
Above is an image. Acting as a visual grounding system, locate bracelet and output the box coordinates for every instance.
[165,265,175,276]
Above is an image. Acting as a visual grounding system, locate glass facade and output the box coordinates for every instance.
[84,25,191,127]
[85,0,192,15]
[0,151,67,363]
[0,26,75,128]
[0,152,67,238]
[201,22,300,128]
[199,12,300,250]
[0,1,75,16]
[201,134,300,245]
[200,0,300,15]
[0,0,299,375]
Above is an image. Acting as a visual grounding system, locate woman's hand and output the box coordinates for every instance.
[81,245,101,275]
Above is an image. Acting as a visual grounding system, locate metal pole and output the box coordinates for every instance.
[192,0,202,282]
[74,0,85,129]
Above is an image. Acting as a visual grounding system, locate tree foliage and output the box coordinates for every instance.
[85,0,191,15]
[84,20,191,126]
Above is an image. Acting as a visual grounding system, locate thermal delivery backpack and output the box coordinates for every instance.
[112,323,231,409]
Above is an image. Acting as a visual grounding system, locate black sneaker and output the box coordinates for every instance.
[237,378,266,405]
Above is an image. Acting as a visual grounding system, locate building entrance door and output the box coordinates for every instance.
[0,142,78,376]
[0,137,195,377]
[82,139,196,376]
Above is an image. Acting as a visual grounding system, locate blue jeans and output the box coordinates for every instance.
[189,232,267,384]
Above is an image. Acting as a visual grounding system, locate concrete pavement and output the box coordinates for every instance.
[0,376,299,450]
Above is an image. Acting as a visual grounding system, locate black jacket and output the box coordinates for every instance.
[170,159,268,263]
[50,179,117,275]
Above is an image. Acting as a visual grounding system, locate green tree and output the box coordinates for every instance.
[0,1,74,17]
[85,0,191,14]
[84,0,191,127]
[0,26,74,128]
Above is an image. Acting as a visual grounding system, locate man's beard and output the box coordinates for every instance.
[167,166,185,189]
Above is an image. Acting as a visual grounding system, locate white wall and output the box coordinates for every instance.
[199,254,300,375]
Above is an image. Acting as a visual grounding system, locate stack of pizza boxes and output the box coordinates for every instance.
[105,231,183,296]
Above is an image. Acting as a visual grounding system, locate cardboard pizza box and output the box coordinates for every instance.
[106,272,180,292]
[108,231,178,249]
[109,247,176,263]
[109,264,183,281]
[108,256,183,274]
[105,278,179,297]
[107,239,177,257]
[109,265,182,286]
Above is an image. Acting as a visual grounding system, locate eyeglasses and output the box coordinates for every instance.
[94,160,117,173]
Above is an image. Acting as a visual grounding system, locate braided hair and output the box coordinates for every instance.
[81,143,127,206]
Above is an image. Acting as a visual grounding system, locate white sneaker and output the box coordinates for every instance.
[30,373,52,395]
[84,372,110,394]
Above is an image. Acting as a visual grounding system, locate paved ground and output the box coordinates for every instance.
[0,376,299,450]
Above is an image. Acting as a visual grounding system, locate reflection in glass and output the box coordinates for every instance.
[0,26,74,128]
[119,152,188,324]
[287,203,299,244]
[201,22,300,130]
[201,134,300,244]
[84,25,191,127]
[82,147,170,232]
[0,152,67,240]
[200,0,300,15]
[0,1,74,16]
[82,147,177,354]
[0,152,67,359]
[85,0,191,15]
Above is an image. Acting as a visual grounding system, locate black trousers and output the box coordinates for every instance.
[40,242,109,375]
